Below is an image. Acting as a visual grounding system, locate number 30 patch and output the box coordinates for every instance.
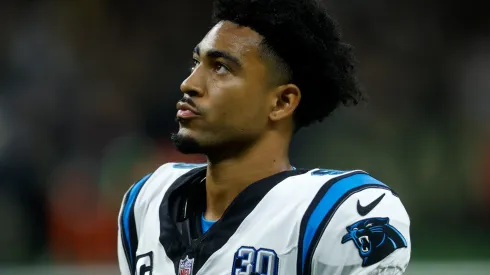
[232,246,278,275]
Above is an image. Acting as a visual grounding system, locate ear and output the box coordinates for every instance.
[269,84,301,122]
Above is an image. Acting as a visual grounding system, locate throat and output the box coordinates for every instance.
[203,133,293,220]
[203,159,293,220]
[203,190,230,221]
[203,177,247,221]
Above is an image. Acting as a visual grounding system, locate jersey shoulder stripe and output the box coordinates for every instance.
[120,173,152,274]
[298,172,391,275]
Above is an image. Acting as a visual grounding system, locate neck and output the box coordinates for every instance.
[203,132,291,221]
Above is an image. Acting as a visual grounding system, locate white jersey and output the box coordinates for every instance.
[117,163,411,275]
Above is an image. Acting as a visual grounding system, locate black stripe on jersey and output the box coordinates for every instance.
[120,173,152,275]
[159,166,208,271]
[297,172,392,275]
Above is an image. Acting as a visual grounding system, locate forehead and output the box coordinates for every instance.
[198,21,263,60]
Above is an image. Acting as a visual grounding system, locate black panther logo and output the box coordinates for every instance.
[341,217,407,267]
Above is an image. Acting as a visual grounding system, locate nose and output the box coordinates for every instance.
[180,68,204,98]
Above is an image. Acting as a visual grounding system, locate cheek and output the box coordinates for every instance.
[208,82,267,126]
[231,99,267,131]
[212,99,263,131]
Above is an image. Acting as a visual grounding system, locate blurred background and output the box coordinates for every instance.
[0,0,488,274]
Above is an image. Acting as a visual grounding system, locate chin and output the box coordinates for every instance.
[170,132,203,154]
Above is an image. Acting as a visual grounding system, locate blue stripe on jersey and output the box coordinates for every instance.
[301,173,387,273]
[122,174,152,268]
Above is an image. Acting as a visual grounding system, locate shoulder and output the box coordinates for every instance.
[128,161,206,199]
[119,162,207,216]
[296,167,410,239]
[144,162,207,192]
[301,168,409,224]
[275,168,384,204]
[117,162,205,272]
[295,168,410,274]
[289,168,402,207]
[152,162,207,182]
[266,168,387,219]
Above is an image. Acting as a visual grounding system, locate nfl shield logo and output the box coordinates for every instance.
[179,256,194,275]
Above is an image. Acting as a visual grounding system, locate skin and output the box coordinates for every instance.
[177,21,301,221]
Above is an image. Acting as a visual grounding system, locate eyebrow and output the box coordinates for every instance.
[193,46,243,68]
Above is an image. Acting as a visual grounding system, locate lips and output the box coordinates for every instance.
[176,102,200,119]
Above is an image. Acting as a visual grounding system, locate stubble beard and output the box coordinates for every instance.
[170,132,203,155]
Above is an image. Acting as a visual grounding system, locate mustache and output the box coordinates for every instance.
[179,96,197,108]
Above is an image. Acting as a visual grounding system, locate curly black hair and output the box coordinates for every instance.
[212,0,364,131]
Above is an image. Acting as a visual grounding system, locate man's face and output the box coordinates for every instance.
[173,21,275,155]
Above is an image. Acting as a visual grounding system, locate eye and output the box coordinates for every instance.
[190,59,200,72]
[214,62,229,75]
[352,228,358,231]
[366,223,373,227]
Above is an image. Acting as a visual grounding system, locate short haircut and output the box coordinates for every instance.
[212,0,365,131]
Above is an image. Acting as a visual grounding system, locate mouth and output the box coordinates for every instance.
[358,236,370,252]
[176,102,200,119]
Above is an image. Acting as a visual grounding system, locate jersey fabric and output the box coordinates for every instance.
[117,163,411,275]
[201,215,216,233]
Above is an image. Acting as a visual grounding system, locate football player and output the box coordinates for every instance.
[118,0,411,274]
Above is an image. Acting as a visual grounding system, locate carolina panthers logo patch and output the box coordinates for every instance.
[341,217,407,267]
